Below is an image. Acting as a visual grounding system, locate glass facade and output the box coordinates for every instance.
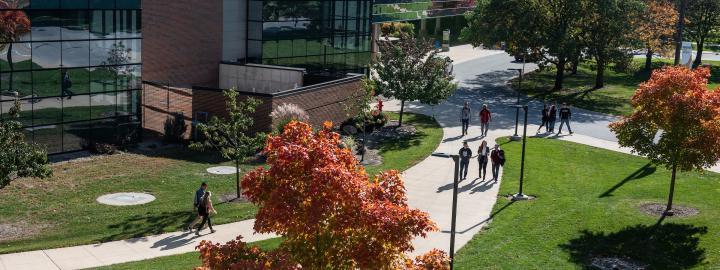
[0,0,141,154]
[247,0,372,74]
[372,0,475,22]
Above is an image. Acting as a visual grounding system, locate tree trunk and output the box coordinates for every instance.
[571,57,579,75]
[7,43,13,93]
[645,49,653,70]
[665,161,678,215]
[594,59,605,89]
[235,158,241,199]
[693,39,704,68]
[398,100,405,127]
[553,58,566,91]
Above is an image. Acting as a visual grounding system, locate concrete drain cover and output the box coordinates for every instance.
[97,192,156,206]
[206,166,239,175]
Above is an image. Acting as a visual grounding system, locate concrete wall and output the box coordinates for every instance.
[223,0,247,62]
[219,63,305,94]
[142,0,223,87]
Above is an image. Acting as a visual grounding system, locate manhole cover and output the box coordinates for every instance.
[97,192,156,206]
[206,166,239,175]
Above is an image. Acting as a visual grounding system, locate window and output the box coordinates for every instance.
[116,10,140,38]
[32,69,60,97]
[90,10,114,39]
[61,10,90,40]
[61,0,88,9]
[62,41,90,67]
[31,0,59,9]
[0,42,32,72]
[30,11,61,41]
[32,42,61,69]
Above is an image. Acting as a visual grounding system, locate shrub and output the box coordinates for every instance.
[270,103,309,133]
[89,143,117,155]
[163,112,187,143]
[339,136,356,151]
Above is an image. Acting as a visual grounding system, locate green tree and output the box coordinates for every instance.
[462,0,585,90]
[190,89,265,199]
[685,0,720,67]
[582,0,645,88]
[371,34,456,126]
[1,99,52,189]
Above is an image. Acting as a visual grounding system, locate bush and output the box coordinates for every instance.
[270,103,309,133]
[341,110,390,134]
[89,143,117,155]
[163,112,187,143]
[339,136,356,151]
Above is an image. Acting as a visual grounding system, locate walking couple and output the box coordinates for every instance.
[185,182,217,235]
[461,102,492,137]
[458,141,505,181]
[537,102,573,135]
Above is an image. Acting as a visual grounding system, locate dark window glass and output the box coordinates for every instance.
[306,39,322,56]
[61,10,90,40]
[116,119,139,143]
[277,40,292,57]
[65,67,89,94]
[31,0,59,9]
[249,22,263,40]
[61,0,88,9]
[31,124,62,153]
[249,1,263,21]
[89,118,116,144]
[89,39,111,66]
[116,9,140,38]
[116,89,137,115]
[90,10,114,39]
[90,0,114,9]
[31,97,61,125]
[116,64,139,90]
[121,39,141,64]
[116,0,140,9]
[0,71,32,97]
[0,42,32,72]
[91,92,115,119]
[248,40,261,61]
[32,69,60,97]
[63,121,90,152]
[62,93,90,122]
[89,67,116,92]
[32,42,61,69]
[262,41,277,59]
[30,11,61,41]
[62,41,90,68]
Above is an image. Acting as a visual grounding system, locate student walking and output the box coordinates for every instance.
[537,104,549,133]
[548,104,557,133]
[479,104,491,137]
[185,182,207,231]
[196,191,217,235]
[557,103,573,134]
[61,70,74,99]
[477,140,490,180]
[458,142,472,180]
[461,102,471,136]
[490,144,505,182]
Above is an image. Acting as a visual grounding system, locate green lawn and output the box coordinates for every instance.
[455,137,720,269]
[0,148,258,254]
[517,59,720,116]
[93,237,283,270]
[365,112,443,176]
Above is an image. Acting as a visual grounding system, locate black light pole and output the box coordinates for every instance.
[674,0,688,65]
[431,152,460,270]
[508,68,523,141]
[510,104,530,200]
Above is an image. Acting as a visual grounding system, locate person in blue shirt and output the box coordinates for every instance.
[185,182,207,231]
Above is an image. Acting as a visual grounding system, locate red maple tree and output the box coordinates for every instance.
[610,66,720,215]
[0,0,31,91]
[197,121,449,269]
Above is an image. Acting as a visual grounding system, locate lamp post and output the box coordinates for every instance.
[510,104,531,200]
[508,68,523,141]
[431,152,460,270]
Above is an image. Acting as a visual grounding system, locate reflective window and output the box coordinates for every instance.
[63,121,90,152]
[89,67,115,92]
[32,42,61,68]
[90,10,114,39]
[62,41,90,67]
[32,124,62,153]
[91,92,115,119]
[32,69,60,97]
[61,11,90,40]
[65,67,90,94]
[89,0,114,9]
[0,42,33,72]
[31,0,59,9]
[30,11,61,41]
[116,10,140,38]
[62,93,90,122]
[31,97,61,125]
[61,0,88,9]
[116,0,140,9]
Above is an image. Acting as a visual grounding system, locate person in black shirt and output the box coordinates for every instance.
[557,103,573,134]
[458,142,472,180]
[461,102,471,136]
[537,104,549,134]
[548,104,558,133]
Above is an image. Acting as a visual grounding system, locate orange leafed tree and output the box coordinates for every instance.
[0,0,31,91]
[610,66,720,215]
[633,0,678,70]
[197,121,449,269]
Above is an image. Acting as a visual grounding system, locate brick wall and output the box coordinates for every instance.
[273,77,363,128]
[142,83,194,138]
[142,0,222,87]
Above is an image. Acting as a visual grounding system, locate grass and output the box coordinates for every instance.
[455,137,720,269]
[92,237,283,270]
[0,148,258,254]
[517,59,720,116]
[364,112,443,176]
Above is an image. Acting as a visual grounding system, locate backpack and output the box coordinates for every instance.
[498,150,506,166]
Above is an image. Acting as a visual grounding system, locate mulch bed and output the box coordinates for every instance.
[639,203,699,217]
[590,256,647,270]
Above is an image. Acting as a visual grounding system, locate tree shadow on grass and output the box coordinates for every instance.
[599,162,656,198]
[375,133,428,154]
[98,210,195,243]
[560,223,707,269]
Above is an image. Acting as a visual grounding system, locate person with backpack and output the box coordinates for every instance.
[479,104,492,137]
[490,144,505,182]
[537,104,549,134]
[185,182,207,231]
[476,140,490,180]
[548,104,558,133]
[195,191,217,235]
[458,142,472,180]
[460,102,471,136]
[557,102,573,135]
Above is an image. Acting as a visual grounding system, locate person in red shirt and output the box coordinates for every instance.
[479,104,492,137]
